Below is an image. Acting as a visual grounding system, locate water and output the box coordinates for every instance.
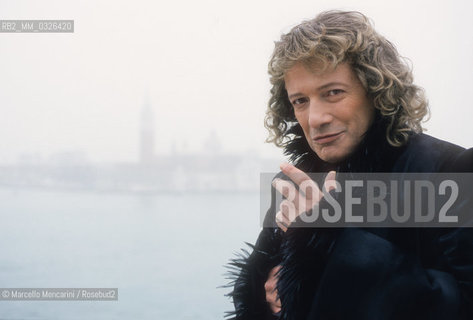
[0,188,262,319]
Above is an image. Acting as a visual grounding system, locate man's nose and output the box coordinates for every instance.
[308,101,333,128]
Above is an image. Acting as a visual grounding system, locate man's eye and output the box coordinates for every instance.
[326,89,344,96]
[292,98,308,106]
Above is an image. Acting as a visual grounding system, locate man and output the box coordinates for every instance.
[226,10,473,320]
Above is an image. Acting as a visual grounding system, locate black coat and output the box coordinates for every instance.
[226,123,473,320]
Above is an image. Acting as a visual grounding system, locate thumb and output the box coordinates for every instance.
[324,170,337,192]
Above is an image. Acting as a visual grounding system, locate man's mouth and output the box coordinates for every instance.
[312,132,344,144]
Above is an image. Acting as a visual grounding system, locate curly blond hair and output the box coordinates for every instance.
[265,10,429,148]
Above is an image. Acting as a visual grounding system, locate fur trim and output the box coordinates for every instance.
[224,229,282,320]
[277,225,341,320]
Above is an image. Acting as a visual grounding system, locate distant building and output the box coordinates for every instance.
[203,130,222,154]
[0,96,283,193]
[140,97,155,164]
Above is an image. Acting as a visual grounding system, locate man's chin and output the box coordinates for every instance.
[316,152,342,164]
[321,156,343,164]
[313,146,346,164]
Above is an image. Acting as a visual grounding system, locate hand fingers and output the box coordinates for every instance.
[276,199,300,232]
[265,266,282,313]
[264,284,280,307]
[267,297,281,313]
[280,163,322,201]
[323,170,338,193]
[272,177,317,212]
[269,301,281,314]
[265,287,281,313]
[272,178,302,210]
[264,270,280,295]
[302,179,323,202]
[270,265,282,275]
[280,162,311,186]
[275,210,288,232]
[281,199,298,223]
[274,166,338,231]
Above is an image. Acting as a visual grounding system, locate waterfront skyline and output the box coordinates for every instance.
[1,0,472,165]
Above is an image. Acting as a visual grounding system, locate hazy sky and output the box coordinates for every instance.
[1,0,472,163]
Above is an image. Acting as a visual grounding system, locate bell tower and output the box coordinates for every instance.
[139,95,155,164]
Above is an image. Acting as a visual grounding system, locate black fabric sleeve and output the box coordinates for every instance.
[304,227,473,320]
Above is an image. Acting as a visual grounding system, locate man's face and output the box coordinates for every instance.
[284,62,375,163]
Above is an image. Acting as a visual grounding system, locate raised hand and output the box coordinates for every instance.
[272,163,336,232]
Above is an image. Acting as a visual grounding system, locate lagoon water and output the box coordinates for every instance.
[0,187,261,319]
